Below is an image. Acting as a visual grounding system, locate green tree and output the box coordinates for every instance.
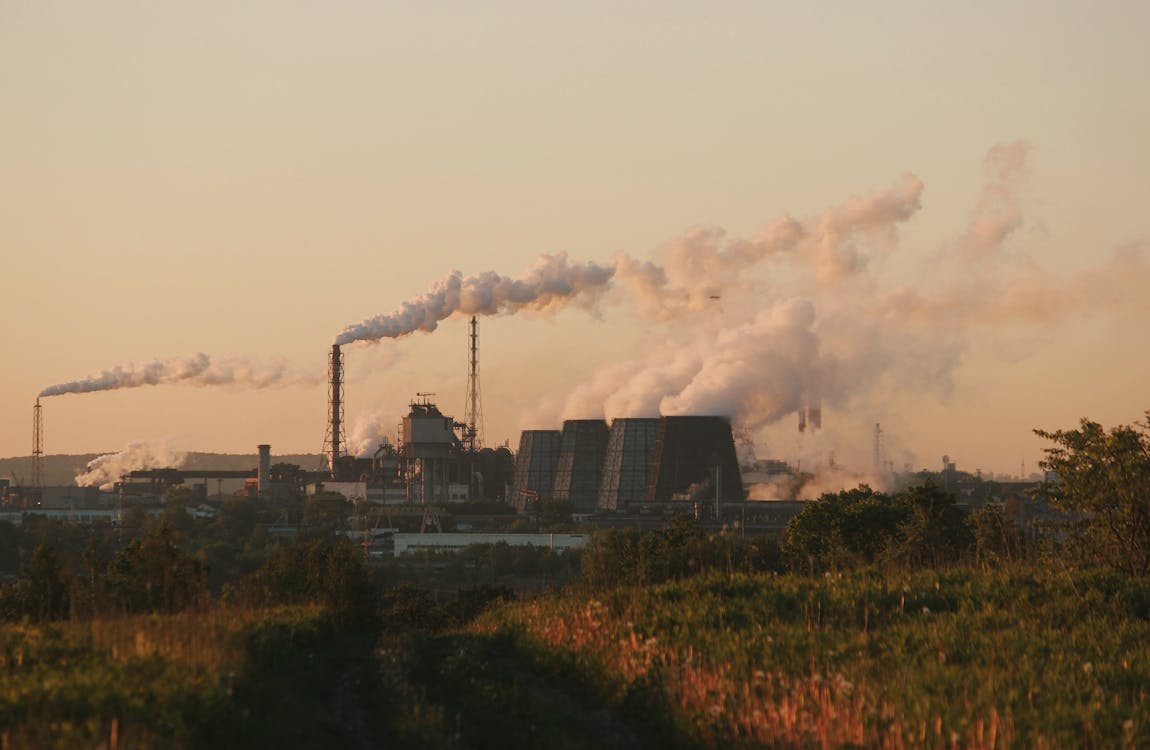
[783,485,908,571]
[104,526,207,613]
[242,539,376,629]
[300,492,352,540]
[968,504,1024,565]
[18,544,70,621]
[539,498,573,526]
[0,520,22,575]
[889,482,972,568]
[1035,413,1150,576]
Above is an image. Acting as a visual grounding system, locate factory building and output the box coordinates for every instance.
[402,397,464,504]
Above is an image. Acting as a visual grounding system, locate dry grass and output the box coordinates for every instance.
[470,567,1150,749]
[483,599,1013,748]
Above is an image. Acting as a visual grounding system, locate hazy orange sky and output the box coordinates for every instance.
[3,2,1148,479]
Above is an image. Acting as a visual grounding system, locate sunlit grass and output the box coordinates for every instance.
[475,566,1150,748]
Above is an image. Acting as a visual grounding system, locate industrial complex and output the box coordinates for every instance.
[2,315,1048,551]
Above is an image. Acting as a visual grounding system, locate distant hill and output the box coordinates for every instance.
[0,452,326,487]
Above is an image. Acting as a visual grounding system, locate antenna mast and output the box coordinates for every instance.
[463,316,484,452]
[32,398,43,488]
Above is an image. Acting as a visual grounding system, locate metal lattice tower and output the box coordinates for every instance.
[32,398,43,488]
[323,343,346,477]
[873,422,884,473]
[463,316,484,452]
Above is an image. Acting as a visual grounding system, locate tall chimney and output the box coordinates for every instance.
[258,444,271,495]
[32,398,43,488]
[326,343,345,478]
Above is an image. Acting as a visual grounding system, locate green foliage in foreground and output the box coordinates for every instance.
[472,566,1150,748]
[1035,412,1150,576]
[0,605,377,748]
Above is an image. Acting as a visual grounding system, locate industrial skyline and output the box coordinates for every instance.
[3,3,1149,478]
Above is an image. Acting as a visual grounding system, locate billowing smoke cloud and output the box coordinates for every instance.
[335,252,617,346]
[612,173,924,317]
[346,407,399,458]
[557,299,819,430]
[525,141,1149,491]
[40,354,322,398]
[956,141,1028,261]
[75,441,187,491]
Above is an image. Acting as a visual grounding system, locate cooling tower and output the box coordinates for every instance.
[647,416,743,502]
[512,430,562,511]
[551,419,609,511]
[597,417,660,511]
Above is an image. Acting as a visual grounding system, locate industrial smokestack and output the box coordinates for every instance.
[258,444,271,495]
[324,344,346,478]
[32,398,43,489]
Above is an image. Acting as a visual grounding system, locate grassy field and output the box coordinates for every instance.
[4,565,1148,748]
[0,605,379,748]
[402,566,1150,748]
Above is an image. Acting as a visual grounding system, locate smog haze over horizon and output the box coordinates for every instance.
[3,2,1148,480]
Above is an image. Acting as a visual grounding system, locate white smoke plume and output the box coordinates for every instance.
[612,173,923,317]
[75,441,187,491]
[526,141,1150,491]
[346,407,400,458]
[40,354,322,398]
[956,141,1029,261]
[335,252,617,346]
[335,172,922,348]
[558,299,819,430]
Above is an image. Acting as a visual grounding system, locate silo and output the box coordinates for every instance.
[512,430,562,511]
[597,418,660,511]
[552,419,609,512]
[647,416,743,502]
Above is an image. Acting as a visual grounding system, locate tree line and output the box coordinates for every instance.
[2,411,1147,626]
